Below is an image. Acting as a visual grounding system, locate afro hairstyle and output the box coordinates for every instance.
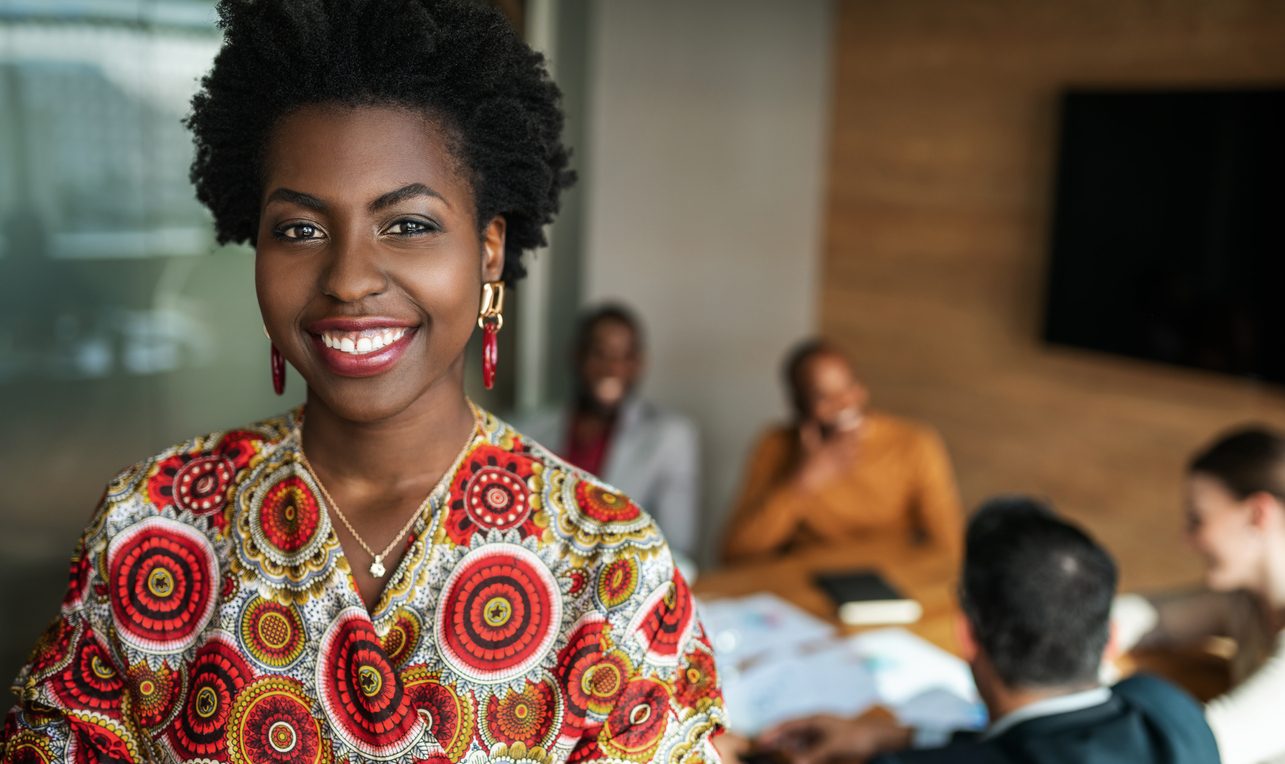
[186,0,575,286]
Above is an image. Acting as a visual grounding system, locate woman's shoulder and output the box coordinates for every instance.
[476,411,702,654]
[481,409,671,560]
[91,409,299,531]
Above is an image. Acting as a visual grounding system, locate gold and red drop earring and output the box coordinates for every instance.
[478,281,505,390]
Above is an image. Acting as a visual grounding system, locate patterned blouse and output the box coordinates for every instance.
[1,407,725,763]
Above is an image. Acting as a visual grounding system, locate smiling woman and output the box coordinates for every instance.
[0,1,726,762]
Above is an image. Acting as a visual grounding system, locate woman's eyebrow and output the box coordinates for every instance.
[264,187,327,211]
[369,183,449,212]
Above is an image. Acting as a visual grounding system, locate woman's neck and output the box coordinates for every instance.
[299,381,477,499]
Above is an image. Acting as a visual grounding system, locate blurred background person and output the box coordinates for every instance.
[517,303,701,561]
[722,339,962,564]
[759,496,1218,764]
[1115,425,1285,764]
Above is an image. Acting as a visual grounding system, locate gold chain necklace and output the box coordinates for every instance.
[295,409,481,579]
[298,454,432,579]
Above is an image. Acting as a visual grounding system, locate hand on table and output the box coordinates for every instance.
[757,711,911,764]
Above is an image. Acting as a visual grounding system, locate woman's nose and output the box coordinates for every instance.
[321,234,388,303]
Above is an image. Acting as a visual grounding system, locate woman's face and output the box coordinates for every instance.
[1186,472,1262,591]
[256,104,504,423]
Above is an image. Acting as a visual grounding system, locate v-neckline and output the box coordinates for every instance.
[288,404,485,622]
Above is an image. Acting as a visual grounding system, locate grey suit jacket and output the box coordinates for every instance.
[514,398,700,559]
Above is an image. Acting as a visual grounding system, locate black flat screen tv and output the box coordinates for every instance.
[1043,88,1285,385]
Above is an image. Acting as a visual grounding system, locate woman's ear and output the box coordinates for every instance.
[1247,491,1284,532]
[481,215,507,282]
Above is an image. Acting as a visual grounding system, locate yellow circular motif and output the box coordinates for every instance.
[147,568,175,598]
[227,676,333,764]
[257,611,292,650]
[357,665,383,698]
[582,662,622,699]
[5,730,54,763]
[90,654,116,681]
[195,686,220,719]
[268,720,298,753]
[484,596,513,627]
[239,597,307,670]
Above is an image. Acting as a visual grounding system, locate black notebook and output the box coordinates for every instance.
[813,569,922,626]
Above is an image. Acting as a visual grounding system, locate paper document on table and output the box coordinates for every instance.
[697,592,834,666]
[720,639,879,736]
[846,628,987,731]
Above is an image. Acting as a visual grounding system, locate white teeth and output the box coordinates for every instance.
[320,327,407,356]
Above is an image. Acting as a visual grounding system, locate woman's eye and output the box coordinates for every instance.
[387,219,437,236]
[273,223,324,240]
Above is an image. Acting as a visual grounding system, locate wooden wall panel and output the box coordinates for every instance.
[822,0,1285,590]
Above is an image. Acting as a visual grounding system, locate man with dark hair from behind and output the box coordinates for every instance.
[760,497,1220,764]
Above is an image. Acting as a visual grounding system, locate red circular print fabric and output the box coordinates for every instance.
[674,648,719,710]
[240,598,306,670]
[466,468,530,531]
[447,447,539,544]
[26,618,78,685]
[482,677,562,749]
[51,633,122,713]
[66,712,138,764]
[595,557,639,610]
[125,661,185,731]
[566,727,606,763]
[564,568,588,597]
[257,476,322,555]
[167,634,252,760]
[402,666,475,762]
[146,430,259,517]
[380,611,423,670]
[63,550,93,611]
[3,730,55,764]
[556,616,631,733]
[107,517,218,654]
[4,409,729,763]
[573,483,642,525]
[317,607,420,758]
[629,570,695,665]
[603,678,671,756]
[172,455,235,515]
[228,676,332,764]
[436,544,562,685]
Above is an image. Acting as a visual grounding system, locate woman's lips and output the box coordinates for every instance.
[306,320,418,378]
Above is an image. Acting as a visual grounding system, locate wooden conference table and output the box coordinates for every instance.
[693,536,1230,702]
[693,535,961,652]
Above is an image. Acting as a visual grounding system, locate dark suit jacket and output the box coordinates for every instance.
[871,675,1219,764]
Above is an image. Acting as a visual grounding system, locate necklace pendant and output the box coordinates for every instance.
[369,557,387,579]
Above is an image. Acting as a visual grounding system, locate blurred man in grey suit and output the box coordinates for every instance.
[516,304,700,562]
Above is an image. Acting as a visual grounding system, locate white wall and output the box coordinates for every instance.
[582,0,834,564]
